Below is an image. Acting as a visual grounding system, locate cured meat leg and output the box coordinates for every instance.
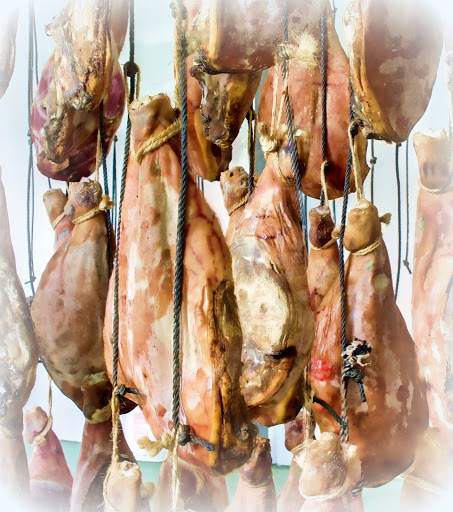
[71,419,136,512]
[259,2,368,200]
[0,167,38,507]
[227,146,314,424]
[31,181,113,419]
[153,455,228,512]
[104,460,150,512]
[311,200,428,486]
[411,130,453,434]
[187,0,324,73]
[190,63,262,148]
[43,188,74,251]
[24,406,73,511]
[344,0,442,142]
[186,54,231,181]
[295,433,363,512]
[31,54,125,182]
[0,7,18,100]
[103,93,255,474]
[226,436,276,512]
[307,205,339,311]
[220,166,249,246]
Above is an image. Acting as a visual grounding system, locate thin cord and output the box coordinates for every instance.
[370,140,376,204]
[247,108,256,198]
[112,136,118,229]
[403,139,412,274]
[395,143,402,300]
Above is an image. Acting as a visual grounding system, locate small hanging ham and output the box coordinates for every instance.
[412,130,453,433]
[31,55,125,182]
[24,406,73,511]
[344,0,442,142]
[227,144,314,424]
[186,0,324,73]
[0,167,38,507]
[31,181,113,420]
[0,7,18,100]
[258,1,368,200]
[43,189,74,250]
[153,455,228,512]
[294,433,364,512]
[186,54,232,181]
[103,93,255,474]
[311,200,428,486]
[226,435,276,512]
[47,0,129,110]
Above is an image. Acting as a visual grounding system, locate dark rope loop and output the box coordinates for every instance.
[313,396,347,429]
[178,425,215,451]
[114,384,141,398]
[125,61,139,77]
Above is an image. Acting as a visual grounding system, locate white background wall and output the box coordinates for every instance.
[0,0,452,465]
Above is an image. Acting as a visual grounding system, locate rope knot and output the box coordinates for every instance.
[100,194,115,211]
[342,338,372,402]
[114,384,140,398]
[124,61,139,77]
[370,157,377,165]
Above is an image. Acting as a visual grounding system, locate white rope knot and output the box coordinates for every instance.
[258,122,287,157]
[342,338,372,374]
[72,194,114,225]
[137,430,178,459]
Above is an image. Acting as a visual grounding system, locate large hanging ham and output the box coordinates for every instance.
[153,456,228,512]
[0,167,38,507]
[0,7,18,100]
[47,0,129,110]
[411,129,453,434]
[43,189,74,250]
[31,55,125,182]
[344,0,442,143]
[311,200,428,486]
[103,93,255,474]
[186,0,324,73]
[226,144,314,425]
[24,406,73,511]
[31,181,113,421]
[258,1,368,200]
[225,435,276,512]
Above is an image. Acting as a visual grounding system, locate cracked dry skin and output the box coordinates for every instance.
[103,93,255,474]
[154,456,228,512]
[186,0,324,73]
[43,189,74,251]
[31,181,113,419]
[344,0,442,143]
[24,406,73,510]
[191,63,262,148]
[227,150,314,425]
[47,0,128,111]
[311,201,428,487]
[0,7,18,100]
[31,54,125,182]
[259,1,368,200]
[226,436,276,512]
[412,130,453,436]
[185,55,232,181]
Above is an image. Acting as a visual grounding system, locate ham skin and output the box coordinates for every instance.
[43,188,74,251]
[0,7,18,100]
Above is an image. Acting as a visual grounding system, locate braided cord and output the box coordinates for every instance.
[112,136,118,229]
[247,108,257,198]
[403,139,412,274]
[395,143,402,300]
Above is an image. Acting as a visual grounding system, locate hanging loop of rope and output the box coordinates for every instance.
[247,107,257,198]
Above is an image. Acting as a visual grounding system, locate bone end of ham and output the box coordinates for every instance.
[344,0,442,143]
[24,406,73,509]
[104,461,149,512]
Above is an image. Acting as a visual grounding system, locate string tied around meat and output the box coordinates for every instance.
[134,114,182,164]
[32,373,53,447]
[351,235,382,257]
[51,211,65,231]
[310,238,337,251]
[401,473,445,496]
[72,194,115,225]
[227,176,259,216]
[341,338,372,402]
[418,179,452,194]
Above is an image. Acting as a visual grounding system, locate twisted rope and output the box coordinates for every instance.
[32,374,53,447]
[112,136,118,229]
[247,107,257,198]
[71,195,114,225]
[403,139,412,274]
[395,143,402,300]
[51,212,65,231]
[134,115,181,164]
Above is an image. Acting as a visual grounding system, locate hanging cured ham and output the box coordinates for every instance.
[47,0,129,110]
[190,63,262,148]
[226,436,276,512]
[307,205,339,310]
[103,93,255,474]
[0,167,38,507]
[24,406,73,511]
[0,7,18,100]
[311,200,428,486]
[43,189,74,250]
[226,144,314,424]
[31,55,125,182]
[186,55,231,181]
[411,129,453,434]
[294,433,364,512]
[259,1,368,199]
[186,0,324,73]
[344,0,442,143]
[71,419,137,512]
[31,181,113,421]
[153,456,228,512]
